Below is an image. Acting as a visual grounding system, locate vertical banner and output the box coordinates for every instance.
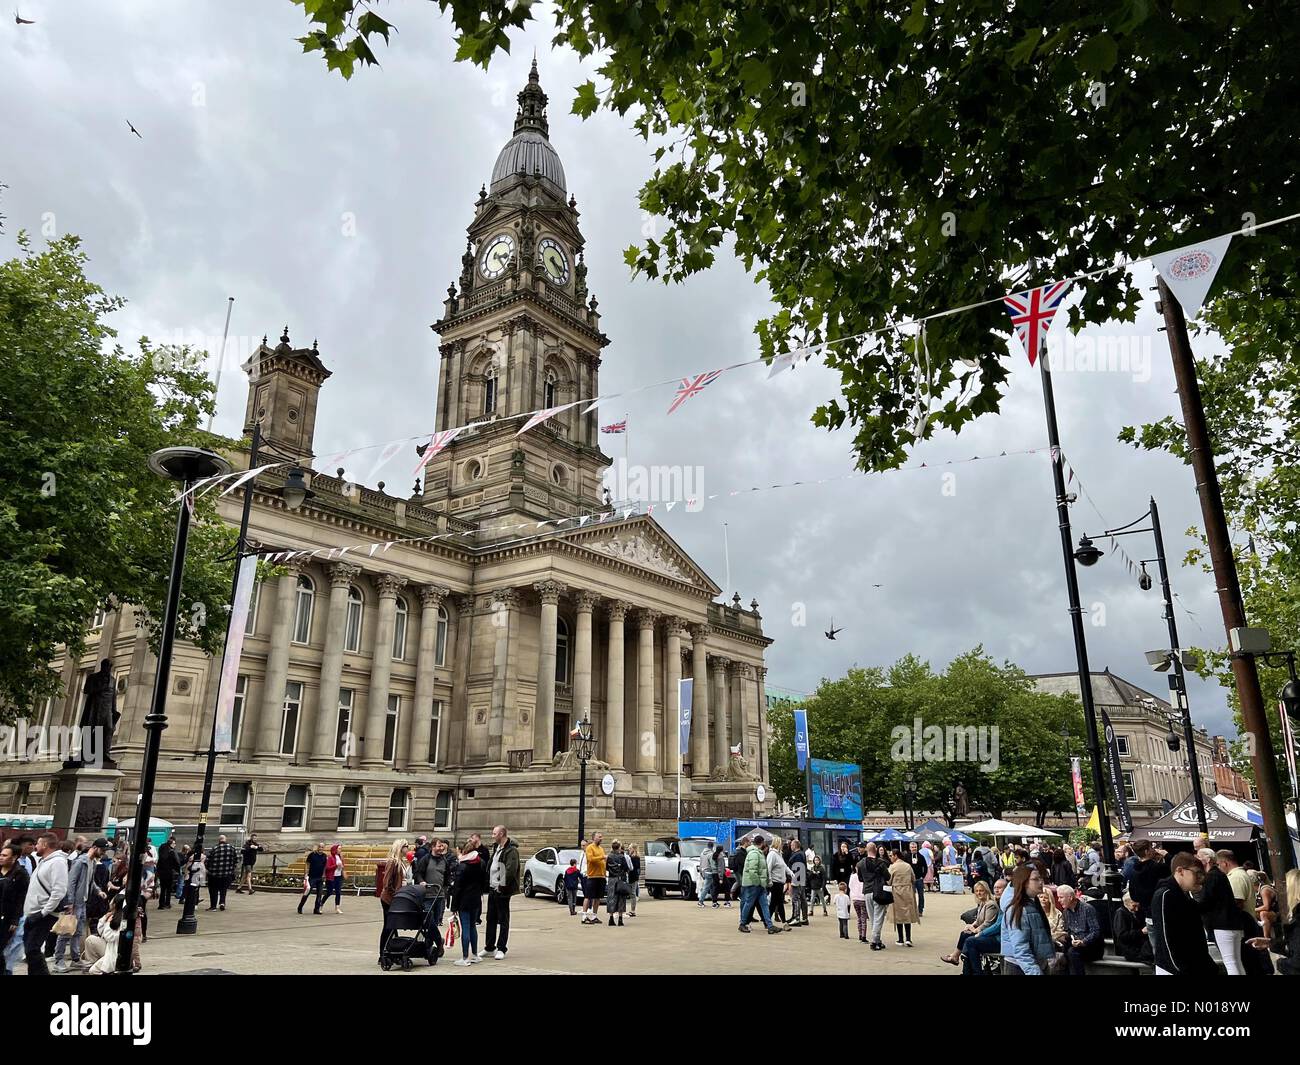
[214,555,257,753]
[1280,701,1299,800]
[678,678,693,756]
[1070,756,1086,816]
[793,707,809,771]
[1100,708,1134,833]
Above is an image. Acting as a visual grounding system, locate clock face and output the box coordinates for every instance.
[538,237,570,285]
[479,233,515,280]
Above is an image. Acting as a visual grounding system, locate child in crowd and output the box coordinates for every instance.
[564,858,582,916]
[835,882,852,939]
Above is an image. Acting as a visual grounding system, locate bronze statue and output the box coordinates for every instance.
[77,659,120,766]
[954,780,969,818]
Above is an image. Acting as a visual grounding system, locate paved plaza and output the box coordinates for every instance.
[34,888,971,976]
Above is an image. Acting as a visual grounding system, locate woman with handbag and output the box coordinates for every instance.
[450,841,486,966]
[322,843,346,914]
[941,879,996,965]
[376,839,410,964]
[887,850,919,946]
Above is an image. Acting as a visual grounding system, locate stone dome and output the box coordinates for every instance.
[489,59,566,197]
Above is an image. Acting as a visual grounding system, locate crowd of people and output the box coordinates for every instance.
[928,833,1300,976]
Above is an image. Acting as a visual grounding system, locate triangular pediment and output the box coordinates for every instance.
[563,516,720,593]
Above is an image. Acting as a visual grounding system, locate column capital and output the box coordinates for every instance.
[605,599,630,623]
[490,588,520,610]
[375,573,408,599]
[455,592,476,613]
[688,623,710,643]
[419,584,451,609]
[709,654,731,670]
[733,662,755,679]
[632,607,659,629]
[533,580,567,605]
[327,562,360,588]
[756,665,768,681]
[574,589,599,612]
[664,617,689,639]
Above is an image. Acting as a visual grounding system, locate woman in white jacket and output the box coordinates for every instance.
[84,897,123,974]
[766,840,791,927]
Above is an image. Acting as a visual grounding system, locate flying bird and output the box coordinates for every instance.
[824,618,841,641]
[127,120,142,139]
[15,9,35,23]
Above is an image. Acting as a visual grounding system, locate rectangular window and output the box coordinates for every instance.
[383,694,400,763]
[434,788,453,831]
[335,689,354,760]
[90,607,107,630]
[428,699,443,765]
[219,782,250,828]
[338,786,361,830]
[230,675,248,752]
[388,788,409,831]
[244,581,260,636]
[279,681,303,756]
[435,609,448,667]
[282,784,308,830]
[1122,770,1137,802]
[344,594,363,653]
[15,781,30,815]
[392,606,407,661]
[1115,735,1130,757]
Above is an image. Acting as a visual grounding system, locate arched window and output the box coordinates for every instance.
[435,605,449,667]
[219,782,250,828]
[338,786,361,830]
[392,595,408,661]
[292,575,314,644]
[344,585,363,652]
[281,783,309,829]
[484,367,497,414]
[244,580,260,636]
[388,788,410,831]
[556,617,570,685]
[543,369,557,409]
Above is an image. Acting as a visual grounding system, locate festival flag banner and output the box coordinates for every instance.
[517,400,581,436]
[1003,281,1072,365]
[1149,234,1233,321]
[1100,708,1134,833]
[793,707,810,771]
[1070,756,1087,816]
[214,554,258,753]
[667,370,723,414]
[412,427,464,476]
[678,678,694,756]
[219,462,285,497]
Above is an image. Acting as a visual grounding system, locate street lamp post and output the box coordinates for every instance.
[902,770,917,832]
[118,447,232,973]
[178,426,314,935]
[1080,495,1208,837]
[573,718,596,848]
[1036,347,1118,890]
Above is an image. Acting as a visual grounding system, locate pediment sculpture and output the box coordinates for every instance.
[590,533,691,583]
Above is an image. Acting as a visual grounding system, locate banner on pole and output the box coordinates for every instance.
[1070,756,1086,816]
[214,554,257,753]
[793,707,809,771]
[678,678,693,756]
[1100,708,1134,833]
[1280,701,1299,797]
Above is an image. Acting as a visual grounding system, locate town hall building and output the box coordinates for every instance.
[2,64,774,847]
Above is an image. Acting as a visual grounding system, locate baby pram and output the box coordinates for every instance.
[381,884,444,971]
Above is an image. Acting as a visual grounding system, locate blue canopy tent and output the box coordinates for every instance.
[866,828,911,843]
[912,818,950,835]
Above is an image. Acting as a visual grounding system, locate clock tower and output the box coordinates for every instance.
[424,61,611,532]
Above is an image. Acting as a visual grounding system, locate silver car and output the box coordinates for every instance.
[522,846,586,903]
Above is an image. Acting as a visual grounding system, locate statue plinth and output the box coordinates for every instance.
[50,764,124,839]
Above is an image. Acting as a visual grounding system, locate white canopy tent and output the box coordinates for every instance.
[958,818,1062,842]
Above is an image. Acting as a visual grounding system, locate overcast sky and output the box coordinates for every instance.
[2,2,1247,742]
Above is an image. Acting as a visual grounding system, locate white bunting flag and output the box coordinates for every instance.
[1149,234,1233,321]
[219,462,285,498]
[766,346,808,379]
[516,401,581,436]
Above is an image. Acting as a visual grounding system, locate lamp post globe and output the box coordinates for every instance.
[1281,679,1300,723]
[1072,536,1104,567]
[281,466,315,511]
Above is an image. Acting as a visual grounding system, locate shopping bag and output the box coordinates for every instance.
[445,915,458,948]
[53,911,78,936]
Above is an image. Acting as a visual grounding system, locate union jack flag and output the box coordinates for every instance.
[667,370,722,415]
[601,420,627,434]
[1003,281,1071,366]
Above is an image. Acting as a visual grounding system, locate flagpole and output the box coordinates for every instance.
[206,296,235,434]
[723,522,731,594]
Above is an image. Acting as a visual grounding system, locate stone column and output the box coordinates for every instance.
[448,593,476,765]
[710,655,731,774]
[604,600,628,769]
[254,562,301,761]
[309,563,361,764]
[664,619,685,779]
[488,589,518,766]
[634,609,658,776]
[532,580,566,763]
[572,591,596,725]
[690,624,711,780]
[756,665,769,782]
[405,584,449,769]
[736,662,757,770]
[362,573,407,767]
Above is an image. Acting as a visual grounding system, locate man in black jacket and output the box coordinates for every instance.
[156,839,180,909]
[0,842,30,975]
[729,842,747,902]
[905,842,927,918]
[414,838,457,934]
[1151,852,1218,976]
